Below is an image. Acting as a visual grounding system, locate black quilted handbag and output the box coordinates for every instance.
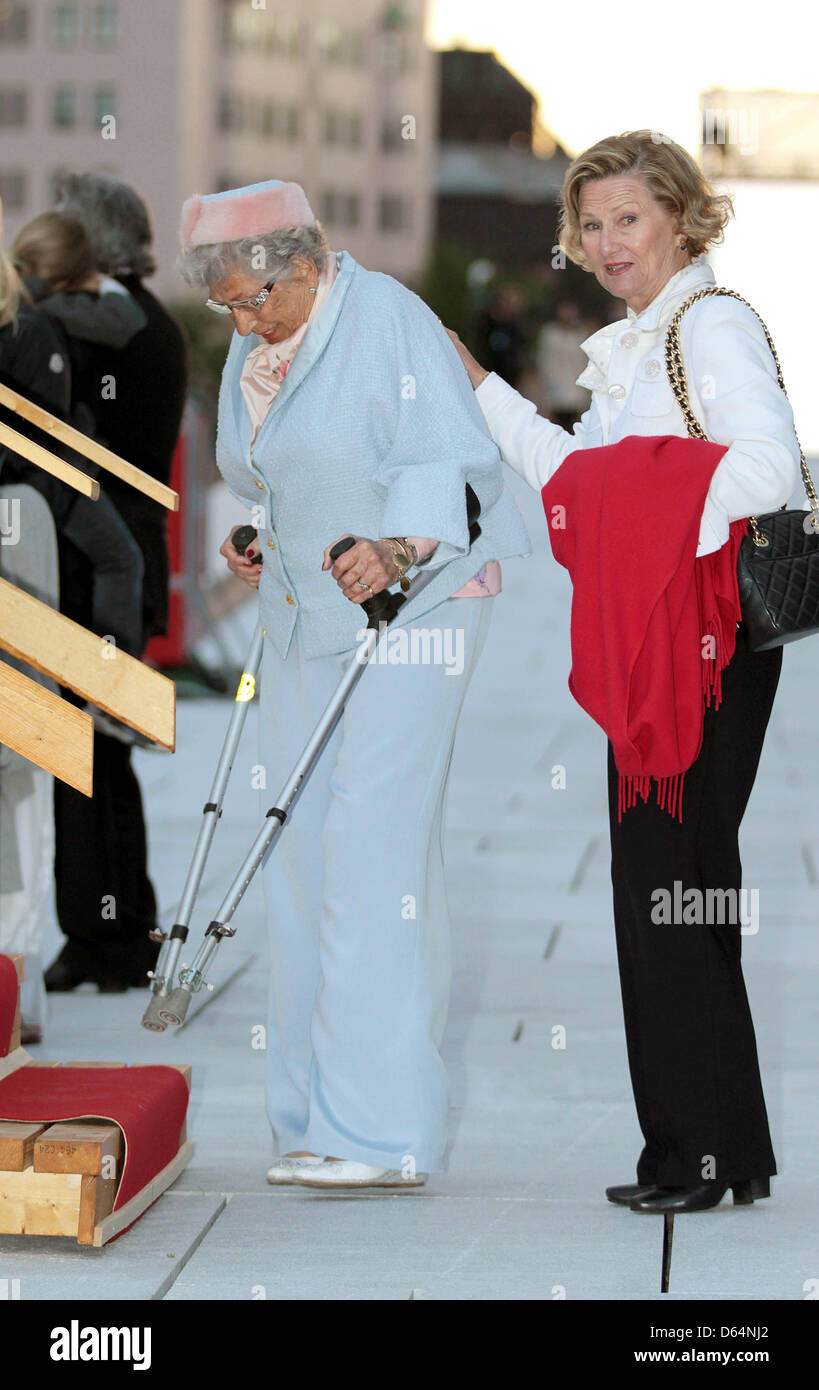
[665,286,819,650]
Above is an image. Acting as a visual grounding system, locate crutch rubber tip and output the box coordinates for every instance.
[157,988,192,1027]
[141,995,169,1032]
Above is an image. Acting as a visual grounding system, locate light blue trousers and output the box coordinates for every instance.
[257,594,492,1171]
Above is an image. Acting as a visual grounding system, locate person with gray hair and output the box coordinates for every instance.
[45,173,189,995]
[178,178,529,1191]
[57,172,157,279]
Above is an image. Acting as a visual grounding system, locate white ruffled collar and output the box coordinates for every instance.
[576,259,715,391]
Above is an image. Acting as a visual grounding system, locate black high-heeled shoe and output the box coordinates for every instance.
[606,1183,663,1207]
[629,1178,771,1213]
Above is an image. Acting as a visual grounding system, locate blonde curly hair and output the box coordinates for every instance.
[558,131,734,269]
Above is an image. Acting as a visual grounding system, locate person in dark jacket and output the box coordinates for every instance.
[57,175,189,645]
[40,176,188,993]
[0,285,144,663]
[0,234,148,1009]
[8,211,147,663]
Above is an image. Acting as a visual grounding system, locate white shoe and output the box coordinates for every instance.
[293,1159,428,1189]
[266,1154,325,1185]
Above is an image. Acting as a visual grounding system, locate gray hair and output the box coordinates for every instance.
[179,224,328,292]
[56,173,156,278]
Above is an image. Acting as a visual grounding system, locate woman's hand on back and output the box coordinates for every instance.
[220,526,262,589]
[443,327,490,391]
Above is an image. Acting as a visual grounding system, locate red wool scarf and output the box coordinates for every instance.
[541,435,747,821]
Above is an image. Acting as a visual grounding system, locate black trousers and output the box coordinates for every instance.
[607,624,781,1187]
[53,731,159,968]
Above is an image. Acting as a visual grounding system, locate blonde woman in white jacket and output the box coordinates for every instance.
[448,131,801,1216]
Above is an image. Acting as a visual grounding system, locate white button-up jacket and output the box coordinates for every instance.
[475,260,803,555]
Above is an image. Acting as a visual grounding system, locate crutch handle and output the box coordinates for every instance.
[232,524,263,563]
[328,535,405,627]
[328,483,482,630]
[465,483,482,542]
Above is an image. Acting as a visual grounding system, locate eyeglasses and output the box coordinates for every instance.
[205,280,277,316]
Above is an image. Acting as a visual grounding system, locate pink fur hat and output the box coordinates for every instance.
[179,180,315,249]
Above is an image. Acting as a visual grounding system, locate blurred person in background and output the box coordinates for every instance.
[535,299,592,431]
[474,283,528,388]
[10,209,147,670]
[0,237,61,1042]
[39,175,188,994]
[12,210,147,433]
[0,212,138,1025]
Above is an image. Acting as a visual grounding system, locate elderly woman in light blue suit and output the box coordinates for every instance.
[179,180,529,1189]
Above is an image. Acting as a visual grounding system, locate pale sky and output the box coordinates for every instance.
[426,0,816,156]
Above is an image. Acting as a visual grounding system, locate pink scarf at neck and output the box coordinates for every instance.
[240,252,339,445]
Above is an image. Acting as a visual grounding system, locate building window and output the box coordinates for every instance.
[381,116,415,152]
[221,5,260,49]
[0,170,26,209]
[264,15,303,58]
[0,89,26,126]
[0,3,28,42]
[52,85,77,128]
[347,30,365,66]
[379,194,411,232]
[50,2,78,46]
[221,6,303,58]
[316,22,364,67]
[217,92,245,133]
[259,101,275,137]
[88,3,118,49]
[319,191,360,229]
[323,111,362,147]
[254,103,299,141]
[380,32,413,75]
[92,87,116,126]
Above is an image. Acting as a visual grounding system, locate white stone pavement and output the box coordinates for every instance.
[4,471,818,1300]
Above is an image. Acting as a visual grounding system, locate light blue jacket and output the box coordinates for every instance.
[215,250,531,659]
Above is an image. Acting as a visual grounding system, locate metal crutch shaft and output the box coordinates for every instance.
[142,526,264,1029]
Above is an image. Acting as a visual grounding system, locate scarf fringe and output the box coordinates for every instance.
[618,770,686,824]
[701,621,727,710]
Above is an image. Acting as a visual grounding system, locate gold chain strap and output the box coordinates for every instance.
[663,286,819,548]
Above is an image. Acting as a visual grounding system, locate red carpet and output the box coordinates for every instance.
[0,955,18,1058]
[0,1065,189,1211]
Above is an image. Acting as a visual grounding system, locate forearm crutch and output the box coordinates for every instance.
[142,525,263,1030]
[142,487,481,1031]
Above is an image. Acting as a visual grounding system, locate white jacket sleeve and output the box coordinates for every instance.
[474,372,591,493]
[686,297,802,522]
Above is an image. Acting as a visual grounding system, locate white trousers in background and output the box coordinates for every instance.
[0,484,60,1031]
[257,594,492,1171]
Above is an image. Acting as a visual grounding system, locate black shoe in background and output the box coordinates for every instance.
[96,937,160,992]
[44,937,159,993]
[44,942,99,992]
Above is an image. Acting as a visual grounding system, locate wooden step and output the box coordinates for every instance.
[0,1167,83,1237]
[0,1122,48,1172]
[0,1046,194,1243]
[34,1122,122,1178]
